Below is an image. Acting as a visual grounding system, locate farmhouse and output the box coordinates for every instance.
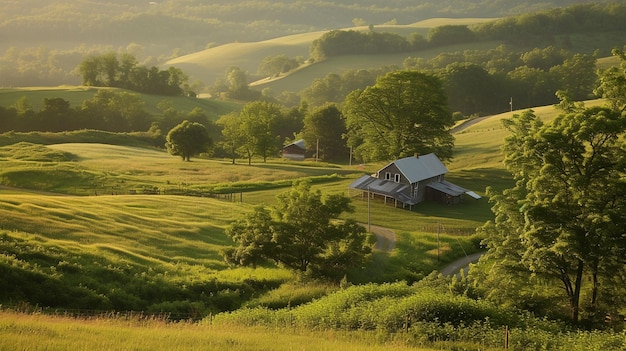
[349,153,481,208]
[281,139,306,160]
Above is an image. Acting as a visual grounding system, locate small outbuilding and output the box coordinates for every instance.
[281,139,306,160]
[349,153,481,208]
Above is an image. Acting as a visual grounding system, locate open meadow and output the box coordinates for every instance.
[1,99,623,350]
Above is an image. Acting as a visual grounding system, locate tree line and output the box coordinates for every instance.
[4,0,605,53]
[78,53,193,96]
[308,3,626,61]
[0,90,214,140]
[285,45,597,117]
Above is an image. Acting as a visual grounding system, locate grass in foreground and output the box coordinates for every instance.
[0,311,431,351]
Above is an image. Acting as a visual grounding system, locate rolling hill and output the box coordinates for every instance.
[164,19,497,90]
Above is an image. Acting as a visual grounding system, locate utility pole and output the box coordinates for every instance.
[349,146,352,166]
[367,186,371,232]
[316,138,319,162]
[437,220,441,262]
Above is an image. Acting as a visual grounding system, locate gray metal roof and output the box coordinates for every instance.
[426,180,482,199]
[349,175,418,205]
[284,139,306,150]
[382,153,448,184]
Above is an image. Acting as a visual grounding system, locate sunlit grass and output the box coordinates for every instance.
[0,311,432,351]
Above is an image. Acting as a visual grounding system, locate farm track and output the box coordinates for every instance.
[367,223,484,276]
[369,224,396,252]
[450,115,493,134]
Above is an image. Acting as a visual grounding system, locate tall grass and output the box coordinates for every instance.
[0,311,430,351]
[212,282,625,350]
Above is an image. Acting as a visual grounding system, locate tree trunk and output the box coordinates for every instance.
[571,258,585,323]
[560,258,585,324]
[589,258,600,322]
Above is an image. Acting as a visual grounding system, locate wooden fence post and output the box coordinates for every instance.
[505,325,509,349]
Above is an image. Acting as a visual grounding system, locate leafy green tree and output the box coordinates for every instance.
[276,104,306,142]
[77,53,188,96]
[507,65,556,108]
[239,101,283,164]
[78,55,104,86]
[301,104,348,162]
[100,52,120,87]
[549,53,597,101]
[300,73,343,107]
[476,108,626,324]
[226,66,248,93]
[437,63,496,116]
[165,120,212,161]
[37,97,75,132]
[594,49,626,113]
[427,25,475,47]
[520,46,568,71]
[258,54,299,77]
[344,70,454,162]
[81,90,150,131]
[223,180,371,280]
[216,112,245,164]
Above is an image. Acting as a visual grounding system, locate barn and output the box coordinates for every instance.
[349,153,481,208]
[281,139,306,160]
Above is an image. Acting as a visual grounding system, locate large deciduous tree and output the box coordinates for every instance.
[239,101,283,164]
[595,49,626,113]
[216,112,245,164]
[344,70,454,162]
[165,120,212,161]
[223,181,371,280]
[476,108,626,324]
[301,104,348,162]
[437,63,496,116]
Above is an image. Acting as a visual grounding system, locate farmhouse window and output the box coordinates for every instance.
[385,172,391,180]
[394,174,401,183]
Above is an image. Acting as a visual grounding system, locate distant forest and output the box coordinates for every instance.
[1,2,624,88]
[2,1,617,49]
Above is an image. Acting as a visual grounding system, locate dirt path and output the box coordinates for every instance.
[366,222,483,276]
[369,224,396,252]
[440,252,485,276]
[450,116,492,133]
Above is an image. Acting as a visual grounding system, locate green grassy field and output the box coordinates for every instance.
[0,86,240,117]
[0,311,438,351]
[1,98,621,350]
